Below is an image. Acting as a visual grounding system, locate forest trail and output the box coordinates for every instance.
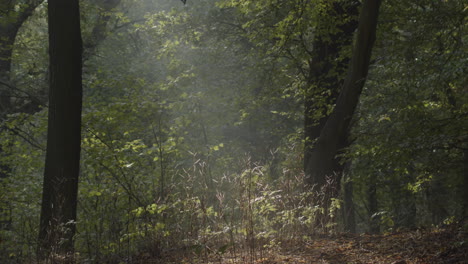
[140,224,467,264]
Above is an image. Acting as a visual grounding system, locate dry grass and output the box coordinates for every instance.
[133,223,467,264]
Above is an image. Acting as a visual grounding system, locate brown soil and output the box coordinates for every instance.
[137,224,468,263]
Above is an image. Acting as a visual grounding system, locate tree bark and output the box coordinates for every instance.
[305,0,382,188]
[303,1,359,186]
[37,0,83,258]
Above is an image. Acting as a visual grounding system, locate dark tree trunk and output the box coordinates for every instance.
[2,0,119,235]
[305,0,382,188]
[304,1,359,187]
[37,0,83,259]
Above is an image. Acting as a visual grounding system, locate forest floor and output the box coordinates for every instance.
[139,223,468,264]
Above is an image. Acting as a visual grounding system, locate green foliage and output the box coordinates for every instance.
[0,110,46,261]
[350,0,467,230]
[0,0,466,262]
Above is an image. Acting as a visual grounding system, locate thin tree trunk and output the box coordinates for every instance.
[37,0,83,259]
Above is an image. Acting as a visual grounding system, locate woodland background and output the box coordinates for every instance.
[0,0,467,263]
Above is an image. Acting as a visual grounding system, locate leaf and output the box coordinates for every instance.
[88,190,102,197]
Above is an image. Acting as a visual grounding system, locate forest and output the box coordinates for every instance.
[0,0,467,263]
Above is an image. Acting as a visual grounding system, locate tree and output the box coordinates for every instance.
[303,1,359,187]
[37,0,83,258]
[212,0,376,231]
[306,0,381,191]
[305,0,381,231]
[301,2,360,231]
[214,1,359,183]
[0,0,125,238]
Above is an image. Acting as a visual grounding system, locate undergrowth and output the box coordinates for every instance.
[91,158,339,263]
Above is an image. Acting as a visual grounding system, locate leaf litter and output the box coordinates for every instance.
[137,222,468,263]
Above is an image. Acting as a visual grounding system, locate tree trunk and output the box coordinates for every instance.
[304,1,359,187]
[305,0,382,188]
[37,0,83,259]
